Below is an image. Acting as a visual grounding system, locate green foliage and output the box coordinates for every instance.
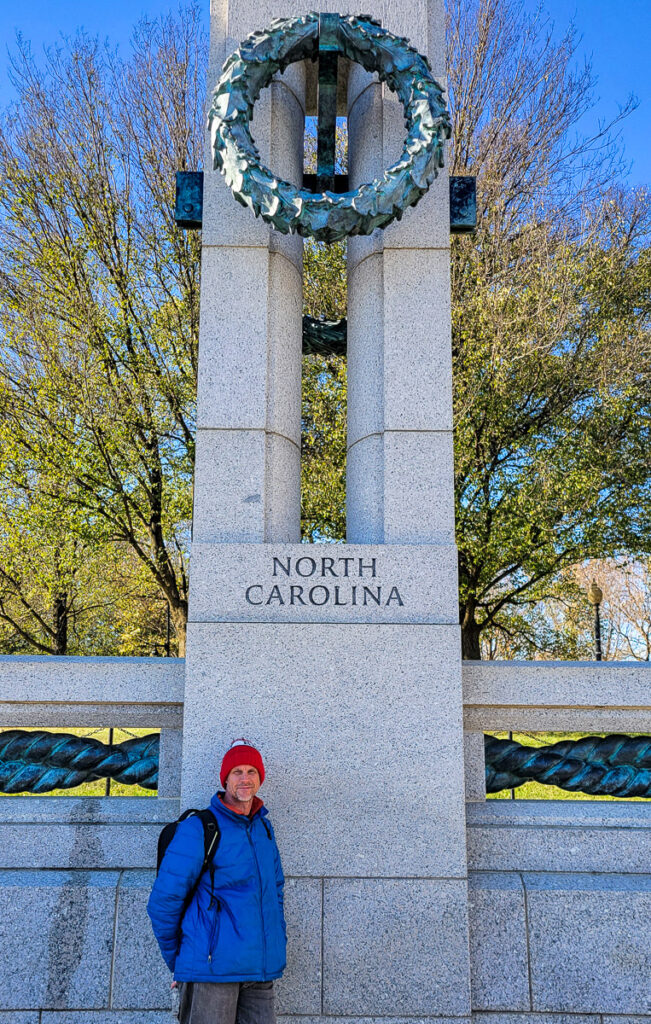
[301,120,348,540]
[448,0,651,656]
[301,354,347,541]
[0,6,206,653]
[452,204,651,656]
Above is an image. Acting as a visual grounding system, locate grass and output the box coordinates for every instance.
[486,731,649,801]
[0,726,159,797]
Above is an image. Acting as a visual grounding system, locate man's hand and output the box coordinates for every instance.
[171,981,179,989]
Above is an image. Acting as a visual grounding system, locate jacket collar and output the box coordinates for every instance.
[210,791,266,822]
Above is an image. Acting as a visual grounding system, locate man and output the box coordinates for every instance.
[148,740,286,1024]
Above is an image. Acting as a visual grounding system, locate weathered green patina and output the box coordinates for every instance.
[208,12,451,243]
[302,315,347,356]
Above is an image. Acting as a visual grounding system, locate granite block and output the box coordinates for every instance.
[347,251,453,443]
[188,543,459,625]
[347,252,384,445]
[267,80,305,273]
[202,83,272,249]
[347,79,386,271]
[346,2,448,261]
[0,797,178,825]
[383,249,452,431]
[0,823,161,869]
[196,246,271,431]
[464,731,486,801]
[0,654,183,708]
[193,430,301,544]
[280,1019,470,1024]
[266,251,302,445]
[274,878,322,1015]
[158,727,183,799]
[346,434,384,544]
[383,431,456,544]
[383,0,432,64]
[0,870,118,1009]
[203,76,304,269]
[0,1015,39,1023]
[467,873,529,1011]
[264,433,302,543]
[193,428,266,543]
[603,1018,651,1023]
[42,1015,173,1023]
[524,872,651,1013]
[181,623,467,878]
[323,878,471,1015]
[347,432,457,545]
[471,1016,597,1024]
[220,0,345,70]
[0,701,181,730]
[462,660,651,718]
[112,870,171,1009]
[380,94,450,252]
[465,707,651,732]
[467,824,651,875]
[467,800,650,830]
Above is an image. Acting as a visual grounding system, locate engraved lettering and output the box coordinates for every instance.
[358,558,377,578]
[266,585,284,605]
[338,557,355,577]
[290,585,306,605]
[296,556,317,577]
[363,586,381,606]
[309,585,330,606]
[334,585,347,606]
[321,557,337,577]
[245,585,263,605]
[272,556,291,578]
[386,586,404,606]
[351,585,357,605]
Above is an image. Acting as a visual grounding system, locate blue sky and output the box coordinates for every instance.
[0,0,649,185]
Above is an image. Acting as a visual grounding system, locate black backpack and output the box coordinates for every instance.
[157,808,221,910]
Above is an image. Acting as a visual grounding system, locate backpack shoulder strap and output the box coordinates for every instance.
[196,808,221,909]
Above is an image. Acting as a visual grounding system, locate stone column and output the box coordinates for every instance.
[183,2,471,1021]
[192,5,306,545]
[347,0,453,545]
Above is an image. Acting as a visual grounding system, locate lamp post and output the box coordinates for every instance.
[587,581,603,661]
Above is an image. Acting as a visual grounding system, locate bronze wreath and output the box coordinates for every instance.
[208,12,451,244]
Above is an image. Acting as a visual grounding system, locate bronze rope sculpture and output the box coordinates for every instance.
[0,730,158,793]
[485,734,651,798]
[1,730,650,796]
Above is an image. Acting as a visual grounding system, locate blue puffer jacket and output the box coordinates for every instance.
[147,794,286,982]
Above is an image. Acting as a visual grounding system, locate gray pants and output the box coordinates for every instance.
[179,981,275,1024]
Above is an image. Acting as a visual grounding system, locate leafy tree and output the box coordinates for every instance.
[0,7,205,653]
[448,0,651,657]
[483,557,651,662]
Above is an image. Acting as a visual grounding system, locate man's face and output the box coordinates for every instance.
[224,763,261,804]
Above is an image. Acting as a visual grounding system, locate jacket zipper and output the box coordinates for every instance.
[247,822,267,977]
[207,898,221,963]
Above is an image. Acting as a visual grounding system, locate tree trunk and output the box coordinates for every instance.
[53,592,68,655]
[171,605,187,657]
[460,599,482,660]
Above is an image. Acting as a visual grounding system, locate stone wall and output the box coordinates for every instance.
[0,792,648,1021]
[1,657,648,1019]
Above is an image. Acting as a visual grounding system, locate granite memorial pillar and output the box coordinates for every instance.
[182,1,472,1018]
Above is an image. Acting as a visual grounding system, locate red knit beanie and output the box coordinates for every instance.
[220,739,265,787]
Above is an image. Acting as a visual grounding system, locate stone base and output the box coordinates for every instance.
[181,621,472,1016]
[0,864,648,1016]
